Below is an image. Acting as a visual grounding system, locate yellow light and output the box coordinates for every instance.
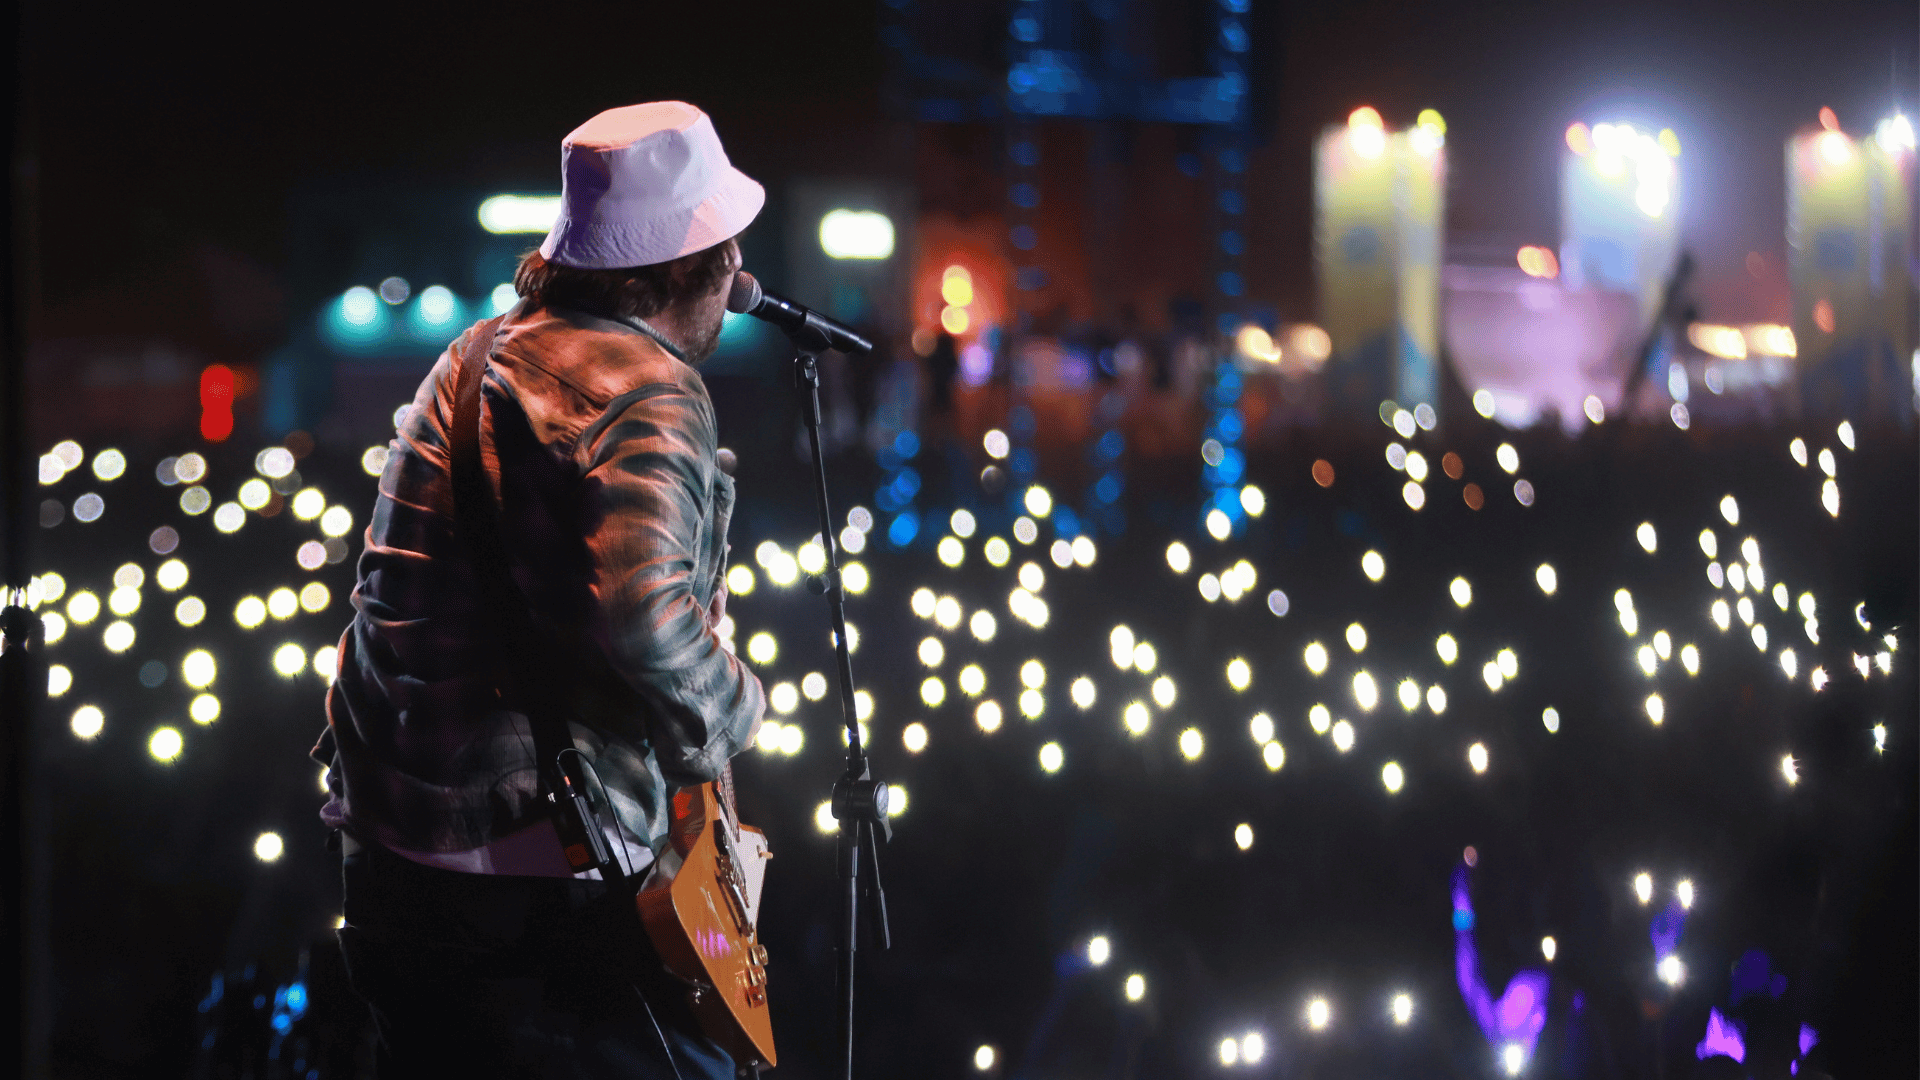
[1020,688,1045,719]
[47,665,71,697]
[1536,563,1557,594]
[976,700,1003,732]
[67,590,100,625]
[1250,713,1275,743]
[1345,623,1368,652]
[273,643,308,677]
[102,620,136,653]
[902,722,928,753]
[1646,693,1665,725]
[1304,642,1328,675]
[1361,550,1385,581]
[728,564,756,596]
[1352,671,1377,711]
[855,689,874,720]
[1397,679,1420,711]
[1427,685,1447,714]
[1436,634,1458,665]
[1417,108,1446,133]
[1151,676,1176,708]
[235,596,267,629]
[1178,728,1204,760]
[923,515,960,555]
[71,705,104,739]
[1038,741,1064,772]
[1468,742,1489,773]
[818,208,896,259]
[1132,642,1157,673]
[1780,754,1798,785]
[1307,997,1331,1030]
[238,478,271,510]
[982,536,1010,567]
[746,632,777,664]
[1070,676,1095,709]
[920,677,946,707]
[292,488,325,520]
[268,587,298,620]
[1262,741,1285,770]
[1496,648,1518,679]
[175,597,206,627]
[149,726,184,763]
[918,637,945,668]
[299,582,331,613]
[1636,522,1657,553]
[152,560,187,592]
[1071,536,1096,566]
[1719,495,1739,525]
[1109,625,1135,667]
[182,649,217,689]
[1165,542,1191,573]
[1495,444,1520,473]
[1024,485,1052,518]
[1450,577,1472,607]
[935,595,963,629]
[1123,701,1150,735]
[1233,823,1253,850]
[1206,509,1232,539]
[798,542,827,574]
[911,588,935,618]
[940,270,974,307]
[1309,704,1332,734]
[320,506,354,538]
[1226,658,1251,690]
[815,801,838,833]
[254,831,285,862]
[1240,486,1266,516]
[1020,659,1046,689]
[1483,661,1504,691]
[1381,761,1403,792]
[191,693,221,724]
[1125,973,1146,1002]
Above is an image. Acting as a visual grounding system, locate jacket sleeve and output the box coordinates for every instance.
[579,380,764,785]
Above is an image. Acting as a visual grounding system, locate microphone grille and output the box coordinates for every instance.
[726,271,763,315]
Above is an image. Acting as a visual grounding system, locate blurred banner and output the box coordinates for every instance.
[1560,122,1681,334]
[1786,116,1916,420]
[1315,109,1446,423]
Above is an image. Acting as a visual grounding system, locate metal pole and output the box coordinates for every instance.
[791,347,888,1080]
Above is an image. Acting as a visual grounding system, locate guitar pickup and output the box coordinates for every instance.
[749,944,769,966]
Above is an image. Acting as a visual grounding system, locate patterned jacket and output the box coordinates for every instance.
[312,301,765,859]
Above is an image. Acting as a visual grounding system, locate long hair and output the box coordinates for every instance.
[511,240,736,322]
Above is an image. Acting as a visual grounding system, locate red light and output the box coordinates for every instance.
[200,364,235,442]
[1517,246,1560,279]
[1818,107,1839,132]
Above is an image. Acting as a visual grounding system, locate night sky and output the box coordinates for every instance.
[24,0,1917,344]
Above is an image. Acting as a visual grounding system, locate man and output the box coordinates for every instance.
[312,101,767,1078]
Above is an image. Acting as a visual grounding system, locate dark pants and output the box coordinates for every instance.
[339,840,737,1079]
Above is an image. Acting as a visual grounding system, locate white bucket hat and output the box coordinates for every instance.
[539,101,765,270]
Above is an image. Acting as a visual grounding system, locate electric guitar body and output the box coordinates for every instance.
[637,773,775,1069]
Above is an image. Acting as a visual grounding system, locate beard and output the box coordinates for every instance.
[681,309,725,365]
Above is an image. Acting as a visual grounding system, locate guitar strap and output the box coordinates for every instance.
[445,317,579,841]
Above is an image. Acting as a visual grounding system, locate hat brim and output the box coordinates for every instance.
[540,165,764,270]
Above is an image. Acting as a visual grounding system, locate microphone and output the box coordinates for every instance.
[727,271,873,355]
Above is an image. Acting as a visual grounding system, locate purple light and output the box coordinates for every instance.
[1452,865,1549,1056]
[1799,1023,1818,1057]
[1695,1007,1746,1063]
[1730,949,1787,1003]
[1650,898,1687,960]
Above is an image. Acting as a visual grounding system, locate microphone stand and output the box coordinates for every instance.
[783,334,890,1080]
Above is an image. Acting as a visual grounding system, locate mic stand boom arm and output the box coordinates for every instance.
[786,335,890,1080]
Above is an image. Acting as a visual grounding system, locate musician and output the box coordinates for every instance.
[312,102,768,1078]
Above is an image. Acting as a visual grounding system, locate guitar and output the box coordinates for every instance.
[637,765,776,1068]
